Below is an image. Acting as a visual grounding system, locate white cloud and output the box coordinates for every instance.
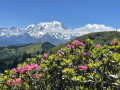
[73,24,114,36]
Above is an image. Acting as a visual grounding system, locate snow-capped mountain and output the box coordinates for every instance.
[0,21,114,46]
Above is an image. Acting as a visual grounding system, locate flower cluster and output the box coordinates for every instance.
[79,65,87,71]
[57,50,64,56]
[72,40,85,48]
[33,74,40,79]
[96,44,101,48]
[44,53,49,59]
[65,44,71,48]
[13,64,39,74]
[7,78,22,87]
[111,40,115,45]
[72,65,88,71]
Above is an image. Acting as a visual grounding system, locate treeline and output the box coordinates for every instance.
[0,53,31,73]
[0,49,48,73]
[0,42,55,73]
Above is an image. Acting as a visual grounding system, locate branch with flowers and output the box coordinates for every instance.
[0,38,120,89]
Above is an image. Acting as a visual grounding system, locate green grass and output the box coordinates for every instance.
[0,42,55,60]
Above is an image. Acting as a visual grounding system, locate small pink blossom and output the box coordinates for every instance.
[44,53,48,59]
[41,60,42,63]
[72,66,76,69]
[79,65,87,71]
[79,42,85,46]
[72,40,80,47]
[33,74,40,79]
[96,44,101,48]
[13,75,17,79]
[7,81,13,87]
[72,45,75,48]
[82,50,90,57]
[17,67,21,71]
[26,65,32,71]
[15,78,22,84]
[20,70,26,74]
[21,66,25,70]
[82,50,86,54]
[84,52,90,57]
[65,44,71,48]
[57,50,63,56]
[111,40,115,45]
[12,80,16,84]
[33,64,39,69]
[7,81,12,87]
[12,68,17,74]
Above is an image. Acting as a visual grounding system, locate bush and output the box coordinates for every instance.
[0,39,120,90]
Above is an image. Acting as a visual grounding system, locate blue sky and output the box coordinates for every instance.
[0,0,120,29]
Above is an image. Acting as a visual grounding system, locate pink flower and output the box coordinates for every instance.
[16,64,39,74]
[33,74,40,79]
[79,42,85,46]
[44,53,48,59]
[7,81,12,87]
[33,64,39,69]
[111,40,115,45]
[79,65,87,71]
[41,60,42,63]
[17,66,26,74]
[20,70,26,74]
[13,75,17,79]
[72,40,85,47]
[17,67,21,71]
[15,78,21,84]
[82,50,90,57]
[12,68,17,74]
[82,50,86,54]
[57,50,63,56]
[72,66,76,69]
[31,65,35,70]
[65,44,71,48]
[72,40,80,47]
[96,44,101,48]
[21,66,25,70]
[26,65,32,71]
[12,80,16,84]
[7,78,22,86]
[84,52,90,57]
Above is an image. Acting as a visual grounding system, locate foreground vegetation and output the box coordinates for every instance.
[0,38,120,89]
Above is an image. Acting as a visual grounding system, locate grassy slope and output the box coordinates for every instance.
[0,42,55,60]
[48,31,120,54]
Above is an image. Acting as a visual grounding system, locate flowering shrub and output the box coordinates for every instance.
[0,38,120,89]
[96,44,101,48]
[44,53,49,59]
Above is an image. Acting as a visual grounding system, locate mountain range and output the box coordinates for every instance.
[0,21,115,46]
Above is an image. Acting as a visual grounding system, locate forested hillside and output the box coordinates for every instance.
[0,42,55,72]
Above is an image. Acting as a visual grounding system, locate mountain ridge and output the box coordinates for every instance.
[0,21,115,46]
